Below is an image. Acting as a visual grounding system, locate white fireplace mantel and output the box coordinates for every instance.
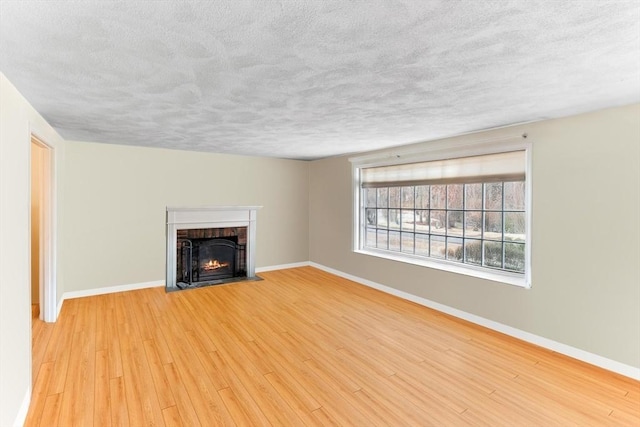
[166,206,262,289]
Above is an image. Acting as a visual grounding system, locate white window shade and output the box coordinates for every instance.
[361,150,526,188]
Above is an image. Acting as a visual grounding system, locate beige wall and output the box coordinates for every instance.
[0,74,65,426]
[61,141,309,292]
[309,103,640,368]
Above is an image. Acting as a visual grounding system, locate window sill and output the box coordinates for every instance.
[354,248,530,288]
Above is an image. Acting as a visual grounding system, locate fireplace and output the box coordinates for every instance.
[166,206,260,290]
[176,228,245,287]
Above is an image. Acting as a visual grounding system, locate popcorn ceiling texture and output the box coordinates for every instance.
[0,0,639,160]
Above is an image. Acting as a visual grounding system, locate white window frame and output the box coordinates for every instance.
[350,135,532,288]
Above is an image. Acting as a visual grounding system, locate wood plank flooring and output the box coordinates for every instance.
[27,267,640,426]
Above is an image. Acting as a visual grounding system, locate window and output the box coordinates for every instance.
[351,137,531,287]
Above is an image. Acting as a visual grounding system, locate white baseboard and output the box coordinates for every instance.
[58,280,165,314]
[256,261,310,273]
[13,387,31,427]
[57,262,311,307]
[49,263,639,380]
[55,262,310,313]
[56,296,64,319]
[309,262,640,381]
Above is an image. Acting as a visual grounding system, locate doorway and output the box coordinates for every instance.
[30,136,55,322]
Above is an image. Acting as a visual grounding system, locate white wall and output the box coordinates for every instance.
[61,141,309,292]
[0,74,65,427]
[309,103,640,369]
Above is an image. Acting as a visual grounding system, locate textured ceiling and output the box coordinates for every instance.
[1,1,639,160]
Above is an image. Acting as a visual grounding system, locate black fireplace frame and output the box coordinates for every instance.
[176,235,247,288]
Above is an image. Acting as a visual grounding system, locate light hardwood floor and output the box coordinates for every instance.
[27,267,640,426]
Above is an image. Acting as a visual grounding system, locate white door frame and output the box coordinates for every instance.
[30,135,56,322]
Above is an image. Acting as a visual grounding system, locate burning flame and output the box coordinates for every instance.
[203,259,229,271]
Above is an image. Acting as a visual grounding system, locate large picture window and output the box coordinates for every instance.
[351,139,531,287]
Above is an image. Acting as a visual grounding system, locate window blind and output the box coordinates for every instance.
[360,150,526,188]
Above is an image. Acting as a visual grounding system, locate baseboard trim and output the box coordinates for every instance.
[56,296,64,319]
[58,262,311,305]
[309,262,640,380]
[60,280,165,308]
[256,261,310,273]
[55,262,311,311]
[13,387,31,427]
[50,263,639,380]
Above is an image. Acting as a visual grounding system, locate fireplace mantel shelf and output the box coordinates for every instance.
[166,206,262,226]
[167,205,263,212]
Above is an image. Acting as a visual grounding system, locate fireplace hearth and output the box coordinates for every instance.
[166,206,260,291]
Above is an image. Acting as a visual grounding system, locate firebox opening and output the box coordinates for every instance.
[176,227,247,289]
